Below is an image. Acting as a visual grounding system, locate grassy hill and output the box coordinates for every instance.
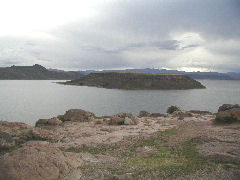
[0,64,83,80]
[62,72,206,90]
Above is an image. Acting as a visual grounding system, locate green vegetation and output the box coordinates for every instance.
[167,105,180,114]
[35,120,47,127]
[60,127,214,178]
[60,144,120,155]
[0,145,19,156]
[94,119,103,124]
[186,112,193,117]
[139,110,150,117]
[128,140,211,177]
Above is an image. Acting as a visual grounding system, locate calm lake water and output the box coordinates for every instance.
[0,80,240,125]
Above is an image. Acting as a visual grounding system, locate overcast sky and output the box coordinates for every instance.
[0,0,239,72]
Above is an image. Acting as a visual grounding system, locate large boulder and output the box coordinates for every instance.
[0,132,15,150]
[61,109,95,122]
[0,141,84,180]
[108,116,125,125]
[35,117,62,127]
[106,113,139,125]
[218,104,240,112]
[215,107,240,123]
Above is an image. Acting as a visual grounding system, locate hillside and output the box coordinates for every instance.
[79,68,237,80]
[62,72,206,90]
[0,64,83,80]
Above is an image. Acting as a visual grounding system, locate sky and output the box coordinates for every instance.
[0,0,239,72]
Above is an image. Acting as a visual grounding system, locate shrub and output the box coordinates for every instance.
[139,110,150,117]
[166,105,180,114]
[94,119,103,124]
[186,112,193,117]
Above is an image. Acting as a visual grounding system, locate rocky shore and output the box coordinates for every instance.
[0,104,240,179]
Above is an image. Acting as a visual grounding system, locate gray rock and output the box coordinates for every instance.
[215,108,240,123]
[218,104,240,112]
[35,117,62,127]
[62,109,95,122]
[124,117,135,125]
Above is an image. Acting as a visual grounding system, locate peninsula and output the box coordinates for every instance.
[61,72,206,90]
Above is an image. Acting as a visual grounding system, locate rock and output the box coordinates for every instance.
[106,113,139,125]
[171,111,194,120]
[0,141,84,180]
[189,110,212,115]
[218,104,240,112]
[124,117,135,125]
[62,109,95,122]
[215,108,240,123]
[0,132,15,150]
[149,113,165,117]
[139,110,150,117]
[0,121,32,137]
[108,117,125,125]
[35,117,62,127]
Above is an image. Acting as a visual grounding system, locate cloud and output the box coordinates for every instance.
[0,0,239,72]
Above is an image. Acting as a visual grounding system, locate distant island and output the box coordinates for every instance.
[60,72,206,90]
[0,64,83,80]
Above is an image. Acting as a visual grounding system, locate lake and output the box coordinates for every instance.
[0,80,239,125]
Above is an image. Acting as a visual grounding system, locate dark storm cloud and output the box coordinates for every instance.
[0,0,239,71]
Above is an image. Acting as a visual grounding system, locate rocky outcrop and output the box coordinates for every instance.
[60,109,95,122]
[35,117,62,127]
[218,104,240,112]
[171,111,193,120]
[215,104,240,123]
[62,72,206,90]
[189,110,212,115]
[0,141,84,180]
[105,113,139,125]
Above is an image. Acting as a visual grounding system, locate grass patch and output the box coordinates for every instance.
[128,140,212,177]
[0,145,19,156]
[59,143,120,155]
[60,127,214,178]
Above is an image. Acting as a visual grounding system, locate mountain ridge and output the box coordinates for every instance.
[0,64,83,80]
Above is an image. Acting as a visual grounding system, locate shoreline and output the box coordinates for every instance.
[0,105,240,179]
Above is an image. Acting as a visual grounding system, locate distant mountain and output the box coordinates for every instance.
[0,64,83,80]
[78,68,239,80]
[1,65,239,80]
